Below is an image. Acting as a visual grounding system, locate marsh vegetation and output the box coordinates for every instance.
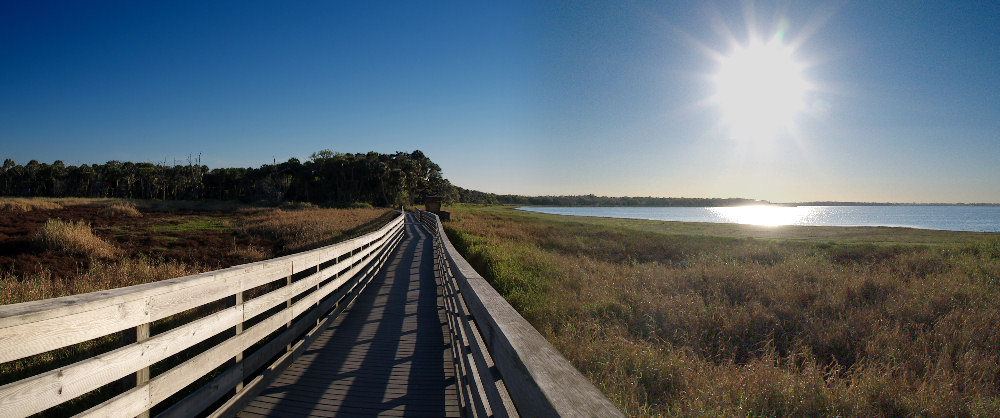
[0,197,397,415]
[443,205,1000,416]
[0,197,394,304]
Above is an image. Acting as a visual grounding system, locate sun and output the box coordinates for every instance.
[713,36,809,140]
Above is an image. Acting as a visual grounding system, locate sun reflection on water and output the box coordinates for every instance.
[709,205,815,226]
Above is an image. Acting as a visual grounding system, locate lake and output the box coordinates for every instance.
[517,205,1000,233]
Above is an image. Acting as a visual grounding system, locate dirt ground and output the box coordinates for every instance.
[0,204,276,281]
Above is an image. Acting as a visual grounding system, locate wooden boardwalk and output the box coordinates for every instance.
[238,213,460,417]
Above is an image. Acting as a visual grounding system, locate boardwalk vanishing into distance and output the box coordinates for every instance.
[238,214,459,417]
[0,210,619,417]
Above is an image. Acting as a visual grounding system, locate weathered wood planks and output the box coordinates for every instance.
[234,214,460,418]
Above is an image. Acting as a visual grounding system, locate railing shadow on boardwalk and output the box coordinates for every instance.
[237,215,459,417]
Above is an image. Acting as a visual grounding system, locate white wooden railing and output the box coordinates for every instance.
[0,212,404,418]
[416,209,623,417]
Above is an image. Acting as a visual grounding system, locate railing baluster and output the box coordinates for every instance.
[234,290,245,393]
[285,272,293,352]
[315,264,322,326]
[135,322,151,418]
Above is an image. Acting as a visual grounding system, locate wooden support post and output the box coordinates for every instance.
[286,274,293,352]
[120,322,151,418]
[316,265,322,326]
[234,291,245,393]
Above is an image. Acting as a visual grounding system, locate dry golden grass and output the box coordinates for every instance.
[227,242,269,263]
[0,197,64,212]
[444,205,1000,417]
[236,207,397,254]
[0,197,130,212]
[97,201,142,217]
[32,218,120,259]
[3,205,398,304]
[0,257,200,305]
[0,257,204,414]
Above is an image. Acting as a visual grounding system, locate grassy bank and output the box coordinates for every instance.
[442,205,1000,416]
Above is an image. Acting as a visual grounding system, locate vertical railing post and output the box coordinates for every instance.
[285,273,293,352]
[222,289,246,400]
[136,322,151,418]
[315,264,322,325]
[119,321,152,418]
[234,290,245,393]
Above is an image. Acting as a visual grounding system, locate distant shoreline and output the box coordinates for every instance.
[511,202,1000,207]
[457,189,1000,207]
[780,202,1000,207]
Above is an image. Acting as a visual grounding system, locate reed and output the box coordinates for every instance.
[443,205,1000,416]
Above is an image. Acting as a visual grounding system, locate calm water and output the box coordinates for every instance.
[517,206,1000,233]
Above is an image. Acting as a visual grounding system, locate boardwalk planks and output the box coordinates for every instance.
[235,215,460,417]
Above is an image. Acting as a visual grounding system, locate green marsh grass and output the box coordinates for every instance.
[444,205,1000,417]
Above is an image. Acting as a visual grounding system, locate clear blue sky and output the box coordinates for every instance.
[2,1,998,203]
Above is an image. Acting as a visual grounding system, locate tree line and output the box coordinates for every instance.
[0,150,457,207]
[2,150,764,208]
[455,187,763,207]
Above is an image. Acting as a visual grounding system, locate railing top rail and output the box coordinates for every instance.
[416,209,622,417]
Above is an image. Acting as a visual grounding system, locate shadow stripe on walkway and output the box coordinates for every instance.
[238,214,459,417]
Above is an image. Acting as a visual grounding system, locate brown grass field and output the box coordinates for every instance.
[442,205,1000,417]
[0,198,397,415]
[0,197,395,304]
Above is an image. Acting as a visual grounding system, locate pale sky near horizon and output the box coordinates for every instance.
[2,1,998,203]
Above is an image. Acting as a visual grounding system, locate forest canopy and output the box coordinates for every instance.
[0,150,457,207]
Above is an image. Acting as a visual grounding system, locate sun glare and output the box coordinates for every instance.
[713,37,808,140]
[710,205,813,226]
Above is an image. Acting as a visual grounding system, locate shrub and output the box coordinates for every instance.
[333,201,375,209]
[97,201,142,217]
[32,218,119,259]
